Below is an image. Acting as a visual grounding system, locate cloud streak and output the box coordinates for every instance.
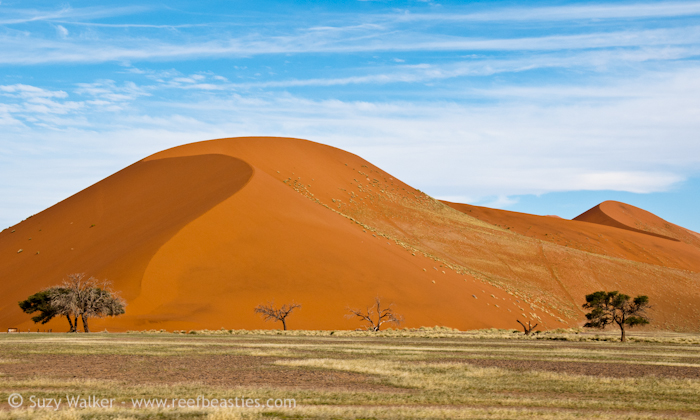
[394,2,700,22]
[1,9,699,65]
[0,5,150,25]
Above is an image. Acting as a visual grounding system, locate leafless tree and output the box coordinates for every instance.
[49,286,79,332]
[49,274,87,332]
[346,297,404,331]
[50,273,126,333]
[517,319,538,336]
[254,301,301,330]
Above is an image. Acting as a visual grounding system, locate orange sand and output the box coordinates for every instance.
[1,137,698,332]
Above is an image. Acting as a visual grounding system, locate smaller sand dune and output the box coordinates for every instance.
[574,201,700,246]
[441,200,700,272]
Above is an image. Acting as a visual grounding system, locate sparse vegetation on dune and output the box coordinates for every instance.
[1,331,699,419]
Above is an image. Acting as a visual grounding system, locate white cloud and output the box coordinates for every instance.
[210,46,700,90]
[0,84,68,99]
[75,80,150,102]
[573,172,683,193]
[0,5,149,25]
[394,2,700,22]
[0,24,698,65]
[481,195,521,208]
[55,24,68,38]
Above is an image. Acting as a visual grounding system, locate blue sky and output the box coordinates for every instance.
[1,1,699,231]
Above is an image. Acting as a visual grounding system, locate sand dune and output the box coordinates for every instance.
[574,201,700,246]
[1,137,698,332]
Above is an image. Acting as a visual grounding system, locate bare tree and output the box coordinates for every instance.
[49,274,86,332]
[79,283,126,332]
[50,273,126,333]
[254,301,301,330]
[346,297,403,331]
[517,319,538,336]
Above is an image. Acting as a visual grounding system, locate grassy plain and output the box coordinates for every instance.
[0,328,699,419]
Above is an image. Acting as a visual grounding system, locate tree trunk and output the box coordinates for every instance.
[620,325,626,342]
[82,315,90,333]
[66,315,75,332]
[281,319,287,331]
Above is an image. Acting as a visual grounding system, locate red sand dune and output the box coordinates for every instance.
[574,201,700,247]
[1,137,699,332]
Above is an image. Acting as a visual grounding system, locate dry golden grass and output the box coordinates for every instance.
[0,406,685,420]
[1,331,699,419]
[131,326,700,345]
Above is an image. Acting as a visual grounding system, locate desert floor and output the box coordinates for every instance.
[1,329,699,419]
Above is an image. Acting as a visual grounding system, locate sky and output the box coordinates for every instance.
[1,0,699,231]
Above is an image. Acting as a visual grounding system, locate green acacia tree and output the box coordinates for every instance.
[582,291,651,342]
[18,287,77,332]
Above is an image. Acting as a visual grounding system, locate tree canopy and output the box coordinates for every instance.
[18,288,65,325]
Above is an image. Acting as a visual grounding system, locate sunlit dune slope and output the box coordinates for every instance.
[0,138,531,332]
[441,201,700,331]
[1,137,699,332]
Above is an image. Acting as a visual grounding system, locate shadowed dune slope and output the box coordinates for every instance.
[0,154,253,330]
[1,137,699,332]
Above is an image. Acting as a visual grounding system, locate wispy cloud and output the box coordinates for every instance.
[0,84,68,98]
[75,80,151,102]
[1,20,698,64]
[394,2,700,22]
[55,24,68,38]
[0,5,149,25]
[207,47,698,90]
